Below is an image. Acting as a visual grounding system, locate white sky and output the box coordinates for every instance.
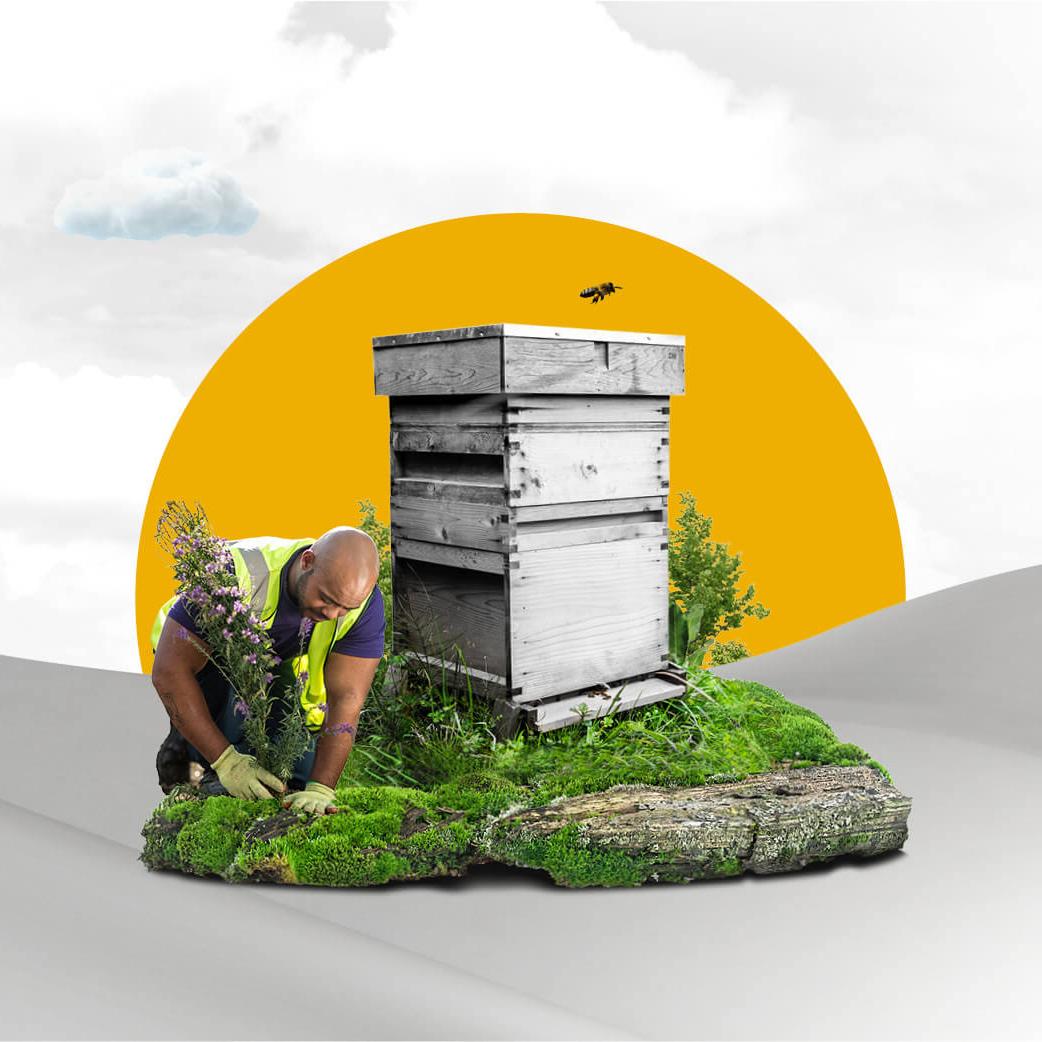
[1,0,1039,671]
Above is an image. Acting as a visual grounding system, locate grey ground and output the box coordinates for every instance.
[2,565,1040,1040]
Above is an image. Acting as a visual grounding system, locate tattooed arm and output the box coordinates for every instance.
[306,652,380,790]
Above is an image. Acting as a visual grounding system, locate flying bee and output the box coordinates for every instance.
[579,282,623,304]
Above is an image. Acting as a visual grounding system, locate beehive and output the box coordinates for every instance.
[372,324,687,731]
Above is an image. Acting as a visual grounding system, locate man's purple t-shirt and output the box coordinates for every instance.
[167,546,386,662]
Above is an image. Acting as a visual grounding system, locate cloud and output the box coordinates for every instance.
[891,497,962,601]
[0,220,320,401]
[0,527,141,671]
[53,148,259,240]
[2,0,1042,670]
[281,1,392,52]
[0,362,185,509]
[0,363,185,670]
[245,1,810,247]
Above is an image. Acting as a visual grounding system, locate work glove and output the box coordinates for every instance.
[282,781,337,815]
[212,745,286,800]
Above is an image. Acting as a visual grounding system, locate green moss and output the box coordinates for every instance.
[141,817,184,868]
[480,674,885,802]
[175,796,262,877]
[402,818,473,854]
[284,835,412,886]
[711,856,743,877]
[142,673,896,887]
[429,772,523,818]
[141,790,211,870]
[319,807,401,845]
[493,822,654,888]
[765,714,836,761]
[223,786,479,885]
[867,759,893,783]
[827,831,875,854]
[164,800,200,823]
[829,741,868,760]
[241,854,296,884]
[335,785,422,817]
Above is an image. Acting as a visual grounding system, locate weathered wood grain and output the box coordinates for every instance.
[390,394,668,427]
[393,427,506,455]
[510,496,667,523]
[391,478,507,505]
[530,672,688,731]
[510,509,664,536]
[507,428,668,506]
[508,538,668,702]
[486,765,912,885]
[391,395,506,427]
[502,338,684,395]
[377,336,683,397]
[395,537,504,575]
[374,336,502,396]
[394,450,504,485]
[391,496,506,552]
[397,650,508,696]
[392,556,508,677]
[506,395,670,425]
[377,325,684,711]
[373,324,684,348]
[510,519,666,553]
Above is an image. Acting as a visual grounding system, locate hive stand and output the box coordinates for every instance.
[372,324,688,734]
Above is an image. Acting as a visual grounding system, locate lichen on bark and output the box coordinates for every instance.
[482,765,911,886]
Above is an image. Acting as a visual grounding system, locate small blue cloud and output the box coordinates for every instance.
[54,148,259,240]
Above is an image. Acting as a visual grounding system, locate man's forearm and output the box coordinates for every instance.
[152,671,231,766]
[308,696,364,789]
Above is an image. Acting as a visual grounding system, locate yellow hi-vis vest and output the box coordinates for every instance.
[150,536,374,733]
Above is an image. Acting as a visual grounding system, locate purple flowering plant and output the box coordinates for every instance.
[155,500,312,782]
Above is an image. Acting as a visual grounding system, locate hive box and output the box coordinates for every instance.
[372,324,688,731]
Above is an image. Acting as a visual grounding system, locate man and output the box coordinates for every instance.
[150,527,384,816]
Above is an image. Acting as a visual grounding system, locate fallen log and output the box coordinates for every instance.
[483,765,911,886]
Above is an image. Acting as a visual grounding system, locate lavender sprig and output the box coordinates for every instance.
[156,500,305,782]
[267,609,318,780]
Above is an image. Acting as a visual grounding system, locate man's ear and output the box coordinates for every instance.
[300,548,315,570]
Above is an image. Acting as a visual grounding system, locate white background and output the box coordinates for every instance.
[1,1,1039,671]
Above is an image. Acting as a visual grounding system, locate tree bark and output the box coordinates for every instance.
[485,765,911,885]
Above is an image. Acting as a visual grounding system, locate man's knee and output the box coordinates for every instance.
[156,723,190,792]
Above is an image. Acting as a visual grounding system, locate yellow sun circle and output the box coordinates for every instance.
[135,213,904,671]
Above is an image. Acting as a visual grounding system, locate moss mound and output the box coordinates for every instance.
[143,784,501,885]
[141,673,892,887]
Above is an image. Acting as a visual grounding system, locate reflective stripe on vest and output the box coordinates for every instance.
[150,536,374,732]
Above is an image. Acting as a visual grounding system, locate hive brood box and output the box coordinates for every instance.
[372,324,687,732]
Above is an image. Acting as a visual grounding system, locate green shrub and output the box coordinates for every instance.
[668,492,769,667]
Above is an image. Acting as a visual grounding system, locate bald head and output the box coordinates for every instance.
[314,527,379,582]
[291,527,380,623]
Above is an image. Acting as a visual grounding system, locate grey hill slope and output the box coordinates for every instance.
[1,566,1040,1036]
